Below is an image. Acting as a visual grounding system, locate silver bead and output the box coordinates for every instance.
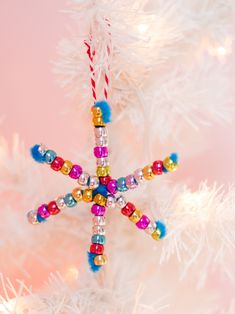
[94,127,107,138]
[89,176,100,189]
[134,168,144,184]
[93,225,105,235]
[116,195,127,209]
[96,157,109,167]
[144,222,156,235]
[27,210,39,225]
[56,196,66,210]
[38,143,47,156]
[93,216,106,226]
[77,172,90,186]
[95,136,108,147]
[106,195,116,209]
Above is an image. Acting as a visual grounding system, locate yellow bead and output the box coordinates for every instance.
[61,160,73,175]
[93,116,105,127]
[72,187,83,202]
[94,254,107,266]
[93,194,107,206]
[96,166,110,177]
[143,165,155,180]
[151,229,161,241]
[129,209,143,223]
[163,157,177,172]
[83,189,93,202]
[91,106,102,117]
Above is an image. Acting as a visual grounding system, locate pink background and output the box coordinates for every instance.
[0,0,235,187]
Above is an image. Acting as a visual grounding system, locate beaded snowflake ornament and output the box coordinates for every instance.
[27,32,179,272]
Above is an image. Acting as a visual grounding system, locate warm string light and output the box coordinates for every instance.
[207,37,232,61]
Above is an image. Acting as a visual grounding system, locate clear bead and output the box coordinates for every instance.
[106,195,116,209]
[93,216,106,226]
[116,195,127,208]
[89,176,100,189]
[56,196,66,210]
[27,210,39,225]
[144,222,156,235]
[77,172,90,186]
[93,225,105,235]
[134,169,144,184]
[96,157,109,167]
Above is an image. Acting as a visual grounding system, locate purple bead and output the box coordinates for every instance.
[126,175,138,189]
[37,204,50,218]
[94,146,109,158]
[136,215,150,229]
[91,204,106,216]
[107,179,117,194]
[69,165,82,179]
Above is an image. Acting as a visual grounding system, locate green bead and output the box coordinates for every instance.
[64,193,77,207]
[91,234,106,245]
[45,150,57,164]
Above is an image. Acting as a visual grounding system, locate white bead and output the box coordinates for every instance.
[38,143,47,156]
[93,216,106,226]
[56,196,66,210]
[134,168,144,184]
[96,157,109,167]
[144,222,156,235]
[95,136,108,146]
[116,195,127,208]
[106,195,116,209]
[89,176,100,189]
[77,172,90,186]
[93,225,105,235]
[27,210,39,225]
[94,127,107,138]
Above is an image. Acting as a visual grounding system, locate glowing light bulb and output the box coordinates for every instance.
[65,266,79,281]
[137,23,148,34]
[216,46,227,56]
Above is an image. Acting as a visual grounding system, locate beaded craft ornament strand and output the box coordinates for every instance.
[27,26,179,272]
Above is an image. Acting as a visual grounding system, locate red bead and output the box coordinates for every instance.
[90,243,104,255]
[47,201,60,215]
[51,157,64,171]
[152,160,163,175]
[121,202,136,217]
[99,176,111,185]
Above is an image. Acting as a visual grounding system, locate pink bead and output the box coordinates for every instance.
[69,165,82,179]
[94,146,108,158]
[136,215,150,229]
[38,204,50,218]
[152,160,163,175]
[126,175,138,189]
[107,179,117,194]
[91,204,106,216]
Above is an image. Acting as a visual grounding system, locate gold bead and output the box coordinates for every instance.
[163,157,177,172]
[96,166,110,177]
[83,189,93,202]
[94,254,107,266]
[151,229,161,241]
[91,106,102,117]
[142,165,155,180]
[129,209,143,223]
[72,187,83,202]
[93,116,105,127]
[93,194,107,206]
[61,160,73,175]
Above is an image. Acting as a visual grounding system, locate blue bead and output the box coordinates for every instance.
[37,213,46,223]
[170,152,178,164]
[44,150,57,164]
[30,144,46,163]
[91,234,106,245]
[93,184,108,198]
[117,177,128,192]
[64,193,77,207]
